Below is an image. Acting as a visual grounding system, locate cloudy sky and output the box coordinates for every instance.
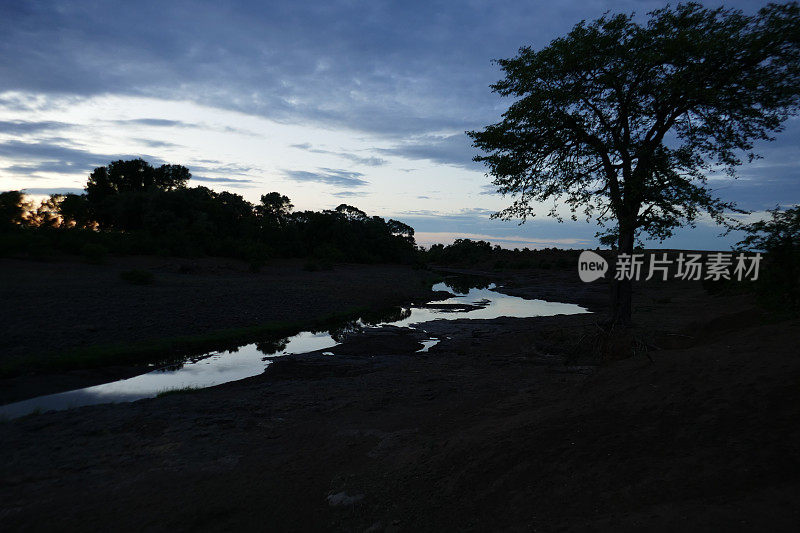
[1,0,796,249]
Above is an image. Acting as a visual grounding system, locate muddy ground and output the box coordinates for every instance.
[1,260,799,531]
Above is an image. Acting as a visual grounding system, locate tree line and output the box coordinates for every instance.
[0,158,417,268]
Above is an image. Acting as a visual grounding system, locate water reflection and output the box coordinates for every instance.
[0,277,589,419]
[440,275,492,294]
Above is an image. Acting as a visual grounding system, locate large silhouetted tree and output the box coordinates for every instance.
[86,158,190,227]
[469,2,800,324]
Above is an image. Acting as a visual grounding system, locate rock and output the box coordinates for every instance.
[326,491,364,506]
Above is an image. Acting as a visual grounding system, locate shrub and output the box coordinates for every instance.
[737,205,800,315]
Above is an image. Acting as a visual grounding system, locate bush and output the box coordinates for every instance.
[738,205,800,315]
[119,269,155,285]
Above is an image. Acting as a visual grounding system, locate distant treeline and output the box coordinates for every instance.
[0,158,417,268]
[426,238,580,270]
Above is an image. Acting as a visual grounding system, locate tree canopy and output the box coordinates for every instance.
[468,2,800,323]
[1,159,419,266]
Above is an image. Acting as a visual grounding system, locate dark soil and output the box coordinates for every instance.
[0,256,439,361]
[1,261,798,531]
[0,256,439,400]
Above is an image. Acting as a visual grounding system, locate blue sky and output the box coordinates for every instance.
[1,0,797,249]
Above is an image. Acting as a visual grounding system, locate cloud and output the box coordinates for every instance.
[21,187,84,195]
[5,162,90,176]
[0,138,259,185]
[0,139,113,175]
[134,138,182,149]
[399,206,494,219]
[0,120,72,135]
[331,191,370,198]
[111,119,255,136]
[0,139,163,176]
[112,118,195,128]
[376,133,481,169]
[283,168,368,188]
[1,0,579,135]
[291,143,386,167]
[190,175,255,186]
[457,207,494,217]
[189,161,256,176]
[0,0,788,146]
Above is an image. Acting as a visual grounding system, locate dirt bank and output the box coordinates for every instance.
[0,256,439,398]
[1,270,798,531]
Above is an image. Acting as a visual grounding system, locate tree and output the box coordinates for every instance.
[256,192,293,228]
[387,219,415,242]
[87,159,190,196]
[737,205,800,312]
[29,194,62,228]
[86,159,191,227]
[468,2,800,324]
[58,193,92,228]
[0,190,29,230]
[738,205,800,253]
[334,204,367,221]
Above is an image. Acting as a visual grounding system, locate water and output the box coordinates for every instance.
[0,278,589,419]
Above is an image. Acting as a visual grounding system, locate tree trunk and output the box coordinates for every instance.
[610,226,635,326]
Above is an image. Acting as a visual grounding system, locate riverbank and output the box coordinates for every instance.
[0,257,439,401]
[1,266,798,530]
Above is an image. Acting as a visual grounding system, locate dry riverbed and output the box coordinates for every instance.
[1,259,799,531]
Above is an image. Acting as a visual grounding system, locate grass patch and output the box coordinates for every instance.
[156,386,201,397]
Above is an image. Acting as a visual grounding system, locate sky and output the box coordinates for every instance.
[1,0,797,250]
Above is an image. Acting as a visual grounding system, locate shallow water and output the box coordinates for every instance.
[0,279,589,419]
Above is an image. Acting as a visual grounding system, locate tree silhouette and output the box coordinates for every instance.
[469,2,800,324]
[0,190,28,231]
[86,159,191,227]
[256,192,293,228]
[3,157,418,264]
[58,193,92,228]
[738,205,800,312]
[334,204,367,221]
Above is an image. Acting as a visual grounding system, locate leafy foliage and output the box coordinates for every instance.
[468,2,800,322]
[738,205,800,252]
[738,205,800,313]
[0,190,28,230]
[470,3,800,243]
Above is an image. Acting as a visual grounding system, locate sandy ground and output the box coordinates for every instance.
[1,262,799,531]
